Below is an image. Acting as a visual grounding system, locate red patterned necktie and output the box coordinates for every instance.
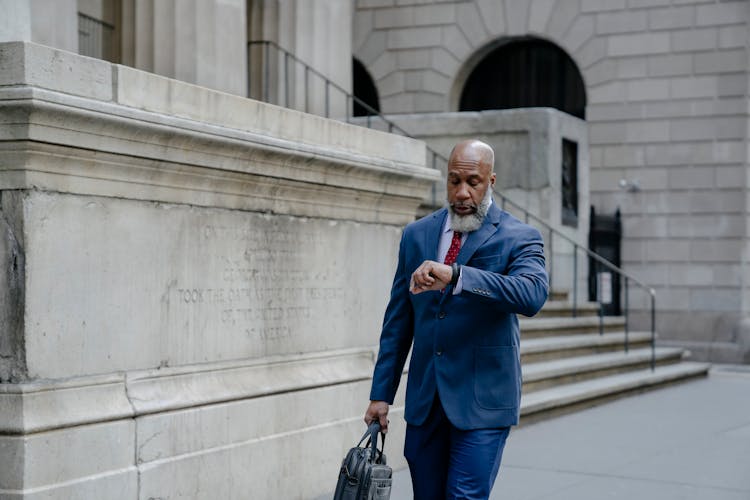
[444,231,462,265]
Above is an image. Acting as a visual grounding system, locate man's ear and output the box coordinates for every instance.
[490,173,496,186]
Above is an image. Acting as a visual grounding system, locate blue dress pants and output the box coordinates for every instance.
[404,396,510,500]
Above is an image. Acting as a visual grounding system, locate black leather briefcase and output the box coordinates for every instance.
[333,422,392,500]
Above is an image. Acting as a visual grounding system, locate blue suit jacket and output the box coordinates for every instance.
[370,202,549,429]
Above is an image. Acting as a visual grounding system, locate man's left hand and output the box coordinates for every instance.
[410,260,452,294]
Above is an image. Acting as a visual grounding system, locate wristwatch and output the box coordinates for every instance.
[450,263,460,286]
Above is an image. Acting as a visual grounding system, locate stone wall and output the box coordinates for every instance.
[0,41,437,498]
[353,0,750,362]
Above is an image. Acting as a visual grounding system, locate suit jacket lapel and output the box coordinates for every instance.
[455,202,502,266]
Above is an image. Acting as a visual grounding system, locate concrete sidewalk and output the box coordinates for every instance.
[386,366,750,500]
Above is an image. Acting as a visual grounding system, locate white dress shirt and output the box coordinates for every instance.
[437,212,467,294]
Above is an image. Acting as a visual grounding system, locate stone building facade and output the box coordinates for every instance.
[1,0,748,498]
[2,1,748,359]
[350,0,750,363]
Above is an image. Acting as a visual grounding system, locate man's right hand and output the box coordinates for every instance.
[364,400,390,433]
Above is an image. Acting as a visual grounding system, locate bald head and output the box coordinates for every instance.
[449,139,495,174]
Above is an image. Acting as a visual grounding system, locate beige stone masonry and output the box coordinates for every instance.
[353,0,750,360]
[0,41,433,498]
[0,42,436,225]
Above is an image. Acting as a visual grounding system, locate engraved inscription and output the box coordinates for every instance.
[169,221,347,350]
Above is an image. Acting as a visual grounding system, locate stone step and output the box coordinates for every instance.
[520,315,626,338]
[549,289,569,302]
[536,300,601,318]
[522,347,685,393]
[521,331,652,363]
[519,362,710,424]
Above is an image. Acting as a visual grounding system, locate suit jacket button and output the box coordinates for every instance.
[438,311,446,319]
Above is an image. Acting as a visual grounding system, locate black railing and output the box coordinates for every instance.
[495,193,656,369]
[77,12,115,62]
[246,39,657,370]
[247,40,445,206]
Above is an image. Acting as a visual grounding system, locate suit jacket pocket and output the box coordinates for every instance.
[474,346,519,410]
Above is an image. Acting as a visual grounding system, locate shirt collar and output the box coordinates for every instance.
[443,212,453,234]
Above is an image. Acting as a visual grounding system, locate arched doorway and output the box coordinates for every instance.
[352,58,380,117]
[459,37,586,119]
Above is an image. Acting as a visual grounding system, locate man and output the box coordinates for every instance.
[364,139,549,499]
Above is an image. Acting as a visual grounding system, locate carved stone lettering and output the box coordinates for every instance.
[164,216,370,360]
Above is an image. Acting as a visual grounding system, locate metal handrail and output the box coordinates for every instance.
[495,191,657,370]
[246,39,657,370]
[249,40,393,120]
[247,40,447,206]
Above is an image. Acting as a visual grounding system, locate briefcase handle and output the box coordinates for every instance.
[358,422,386,464]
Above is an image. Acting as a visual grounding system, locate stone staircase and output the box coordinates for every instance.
[518,291,709,425]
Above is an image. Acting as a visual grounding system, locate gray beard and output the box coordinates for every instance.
[448,190,492,233]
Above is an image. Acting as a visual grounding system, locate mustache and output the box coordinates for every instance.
[450,202,477,211]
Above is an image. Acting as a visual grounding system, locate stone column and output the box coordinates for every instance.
[133,0,247,96]
[0,0,78,51]
[248,0,353,118]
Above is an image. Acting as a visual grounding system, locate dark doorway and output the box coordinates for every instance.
[588,207,622,316]
[352,58,380,117]
[459,37,586,119]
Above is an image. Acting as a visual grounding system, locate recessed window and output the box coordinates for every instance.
[460,37,586,119]
[562,139,579,227]
[352,58,380,117]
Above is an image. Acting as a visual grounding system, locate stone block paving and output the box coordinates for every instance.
[384,367,750,500]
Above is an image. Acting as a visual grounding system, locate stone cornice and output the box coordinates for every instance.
[0,348,377,435]
[0,42,440,224]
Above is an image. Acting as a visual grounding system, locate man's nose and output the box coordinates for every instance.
[455,183,470,200]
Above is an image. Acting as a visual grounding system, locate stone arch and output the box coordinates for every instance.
[454,36,587,119]
[448,0,597,114]
[351,0,601,115]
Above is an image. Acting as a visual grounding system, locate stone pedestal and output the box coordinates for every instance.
[0,41,437,499]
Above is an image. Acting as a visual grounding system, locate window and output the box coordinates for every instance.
[352,58,380,117]
[561,139,579,227]
[459,37,586,119]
